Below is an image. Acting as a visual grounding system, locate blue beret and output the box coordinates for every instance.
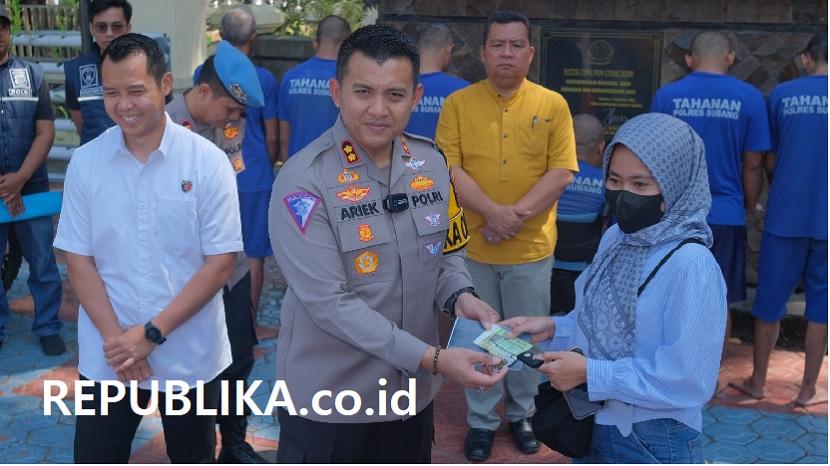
[214,40,264,108]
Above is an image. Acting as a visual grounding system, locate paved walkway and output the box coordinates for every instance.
[0,258,826,463]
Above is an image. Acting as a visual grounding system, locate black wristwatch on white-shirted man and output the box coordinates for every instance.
[144,321,167,345]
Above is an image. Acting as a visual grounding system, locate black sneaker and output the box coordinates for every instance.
[40,334,66,356]
[217,443,269,464]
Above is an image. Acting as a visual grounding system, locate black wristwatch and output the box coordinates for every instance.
[443,287,479,316]
[144,321,166,345]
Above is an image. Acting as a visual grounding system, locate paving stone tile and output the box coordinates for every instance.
[27,424,75,448]
[708,404,763,424]
[796,415,829,435]
[797,455,829,464]
[795,434,829,457]
[751,414,808,440]
[703,442,758,463]
[748,437,808,462]
[0,443,47,462]
[704,420,760,445]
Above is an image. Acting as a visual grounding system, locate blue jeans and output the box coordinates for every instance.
[578,419,704,463]
[0,216,63,341]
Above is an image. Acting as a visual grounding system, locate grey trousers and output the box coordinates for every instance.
[464,255,554,430]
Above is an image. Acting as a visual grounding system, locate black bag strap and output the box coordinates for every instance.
[637,238,705,296]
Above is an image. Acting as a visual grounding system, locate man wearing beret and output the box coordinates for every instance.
[167,40,268,463]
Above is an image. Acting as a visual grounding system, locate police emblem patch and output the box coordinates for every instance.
[284,192,321,234]
[424,213,441,227]
[405,158,425,171]
[410,175,434,191]
[358,224,375,242]
[426,241,442,256]
[9,68,31,90]
[79,64,99,89]
[181,180,193,192]
[230,83,248,103]
[337,169,360,184]
[355,251,379,275]
[336,185,370,202]
[223,126,240,140]
[342,141,360,164]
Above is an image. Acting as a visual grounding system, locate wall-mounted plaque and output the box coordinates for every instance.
[541,30,662,139]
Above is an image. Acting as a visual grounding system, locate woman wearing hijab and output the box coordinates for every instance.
[502,113,727,463]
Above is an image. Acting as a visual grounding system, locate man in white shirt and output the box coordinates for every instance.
[54,33,242,463]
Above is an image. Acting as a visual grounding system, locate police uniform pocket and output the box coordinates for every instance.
[345,243,394,284]
[155,195,199,256]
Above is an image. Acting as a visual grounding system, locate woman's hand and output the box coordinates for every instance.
[537,351,587,392]
[499,316,555,343]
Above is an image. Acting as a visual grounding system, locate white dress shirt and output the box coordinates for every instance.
[54,114,242,389]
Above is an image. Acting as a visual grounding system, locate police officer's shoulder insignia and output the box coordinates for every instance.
[342,141,360,164]
[284,191,321,235]
[354,250,379,275]
[399,134,411,156]
[337,168,360,184]
[410,175,434,191]
[358,224,375,243]
[336,185,370,202]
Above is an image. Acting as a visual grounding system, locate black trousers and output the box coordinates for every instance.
[217,273,258,447]
[550,268,581,315]
[74,376,221,463]
[276,404,434,463]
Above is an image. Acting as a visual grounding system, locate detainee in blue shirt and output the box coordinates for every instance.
[651,30,770,349]
[550,114,606,314]
[503,113,727,464]
[731,32,828,408]
[64,0,133,144]
[405,23,469,140]
[277,15,350,159]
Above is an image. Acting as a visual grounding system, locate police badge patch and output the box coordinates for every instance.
[284,192,321,235]
[79,64,99,89]
[10,68,31,90]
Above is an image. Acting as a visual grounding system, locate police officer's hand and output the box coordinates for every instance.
[117,358,154,383]
[434,348,508,389]
[482,204,523,241]
[3,193,24,217]
[0,172,26,200]
[455,293,499,330]
[104,325,156,373]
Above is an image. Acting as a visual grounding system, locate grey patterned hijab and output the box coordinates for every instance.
[577,113,713,361]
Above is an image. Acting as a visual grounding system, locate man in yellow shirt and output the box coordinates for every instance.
[436,10,577,461]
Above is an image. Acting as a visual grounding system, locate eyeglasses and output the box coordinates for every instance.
[93,22,127,34]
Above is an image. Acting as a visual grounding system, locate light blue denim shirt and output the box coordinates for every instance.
[547,226,727,436]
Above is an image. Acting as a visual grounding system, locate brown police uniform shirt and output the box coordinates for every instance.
[167,93,248,287]
[269,116,472,423]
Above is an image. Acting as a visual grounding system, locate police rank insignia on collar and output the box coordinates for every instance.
[399,135,411,156]
[405,157,425,171]
[342,141,360,164]
[337,169,360,184]
[354,251,378,274]
[284,191,321,235]
[181,180,193,192]
[336,185,370,202]
[410,175,434,191]
[223,125,240,140]
[358,224,375,242]
[426,241,443,256]
[230,83,248,103]
[425,213,441,227]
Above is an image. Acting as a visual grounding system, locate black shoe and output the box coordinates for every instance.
[40,334,66,356]
[217,443,269,464]
[464,428,495,462]
[509,418,539,454]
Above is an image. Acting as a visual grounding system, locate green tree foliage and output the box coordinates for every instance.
[278,0,365,37]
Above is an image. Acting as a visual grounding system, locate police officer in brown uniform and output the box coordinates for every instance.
[166,41,268,463]
[269,25,506,463]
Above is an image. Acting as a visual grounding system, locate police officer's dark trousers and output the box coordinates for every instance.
[217,272,258,447]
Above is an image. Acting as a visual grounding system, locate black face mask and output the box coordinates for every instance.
[605,189,664,234]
